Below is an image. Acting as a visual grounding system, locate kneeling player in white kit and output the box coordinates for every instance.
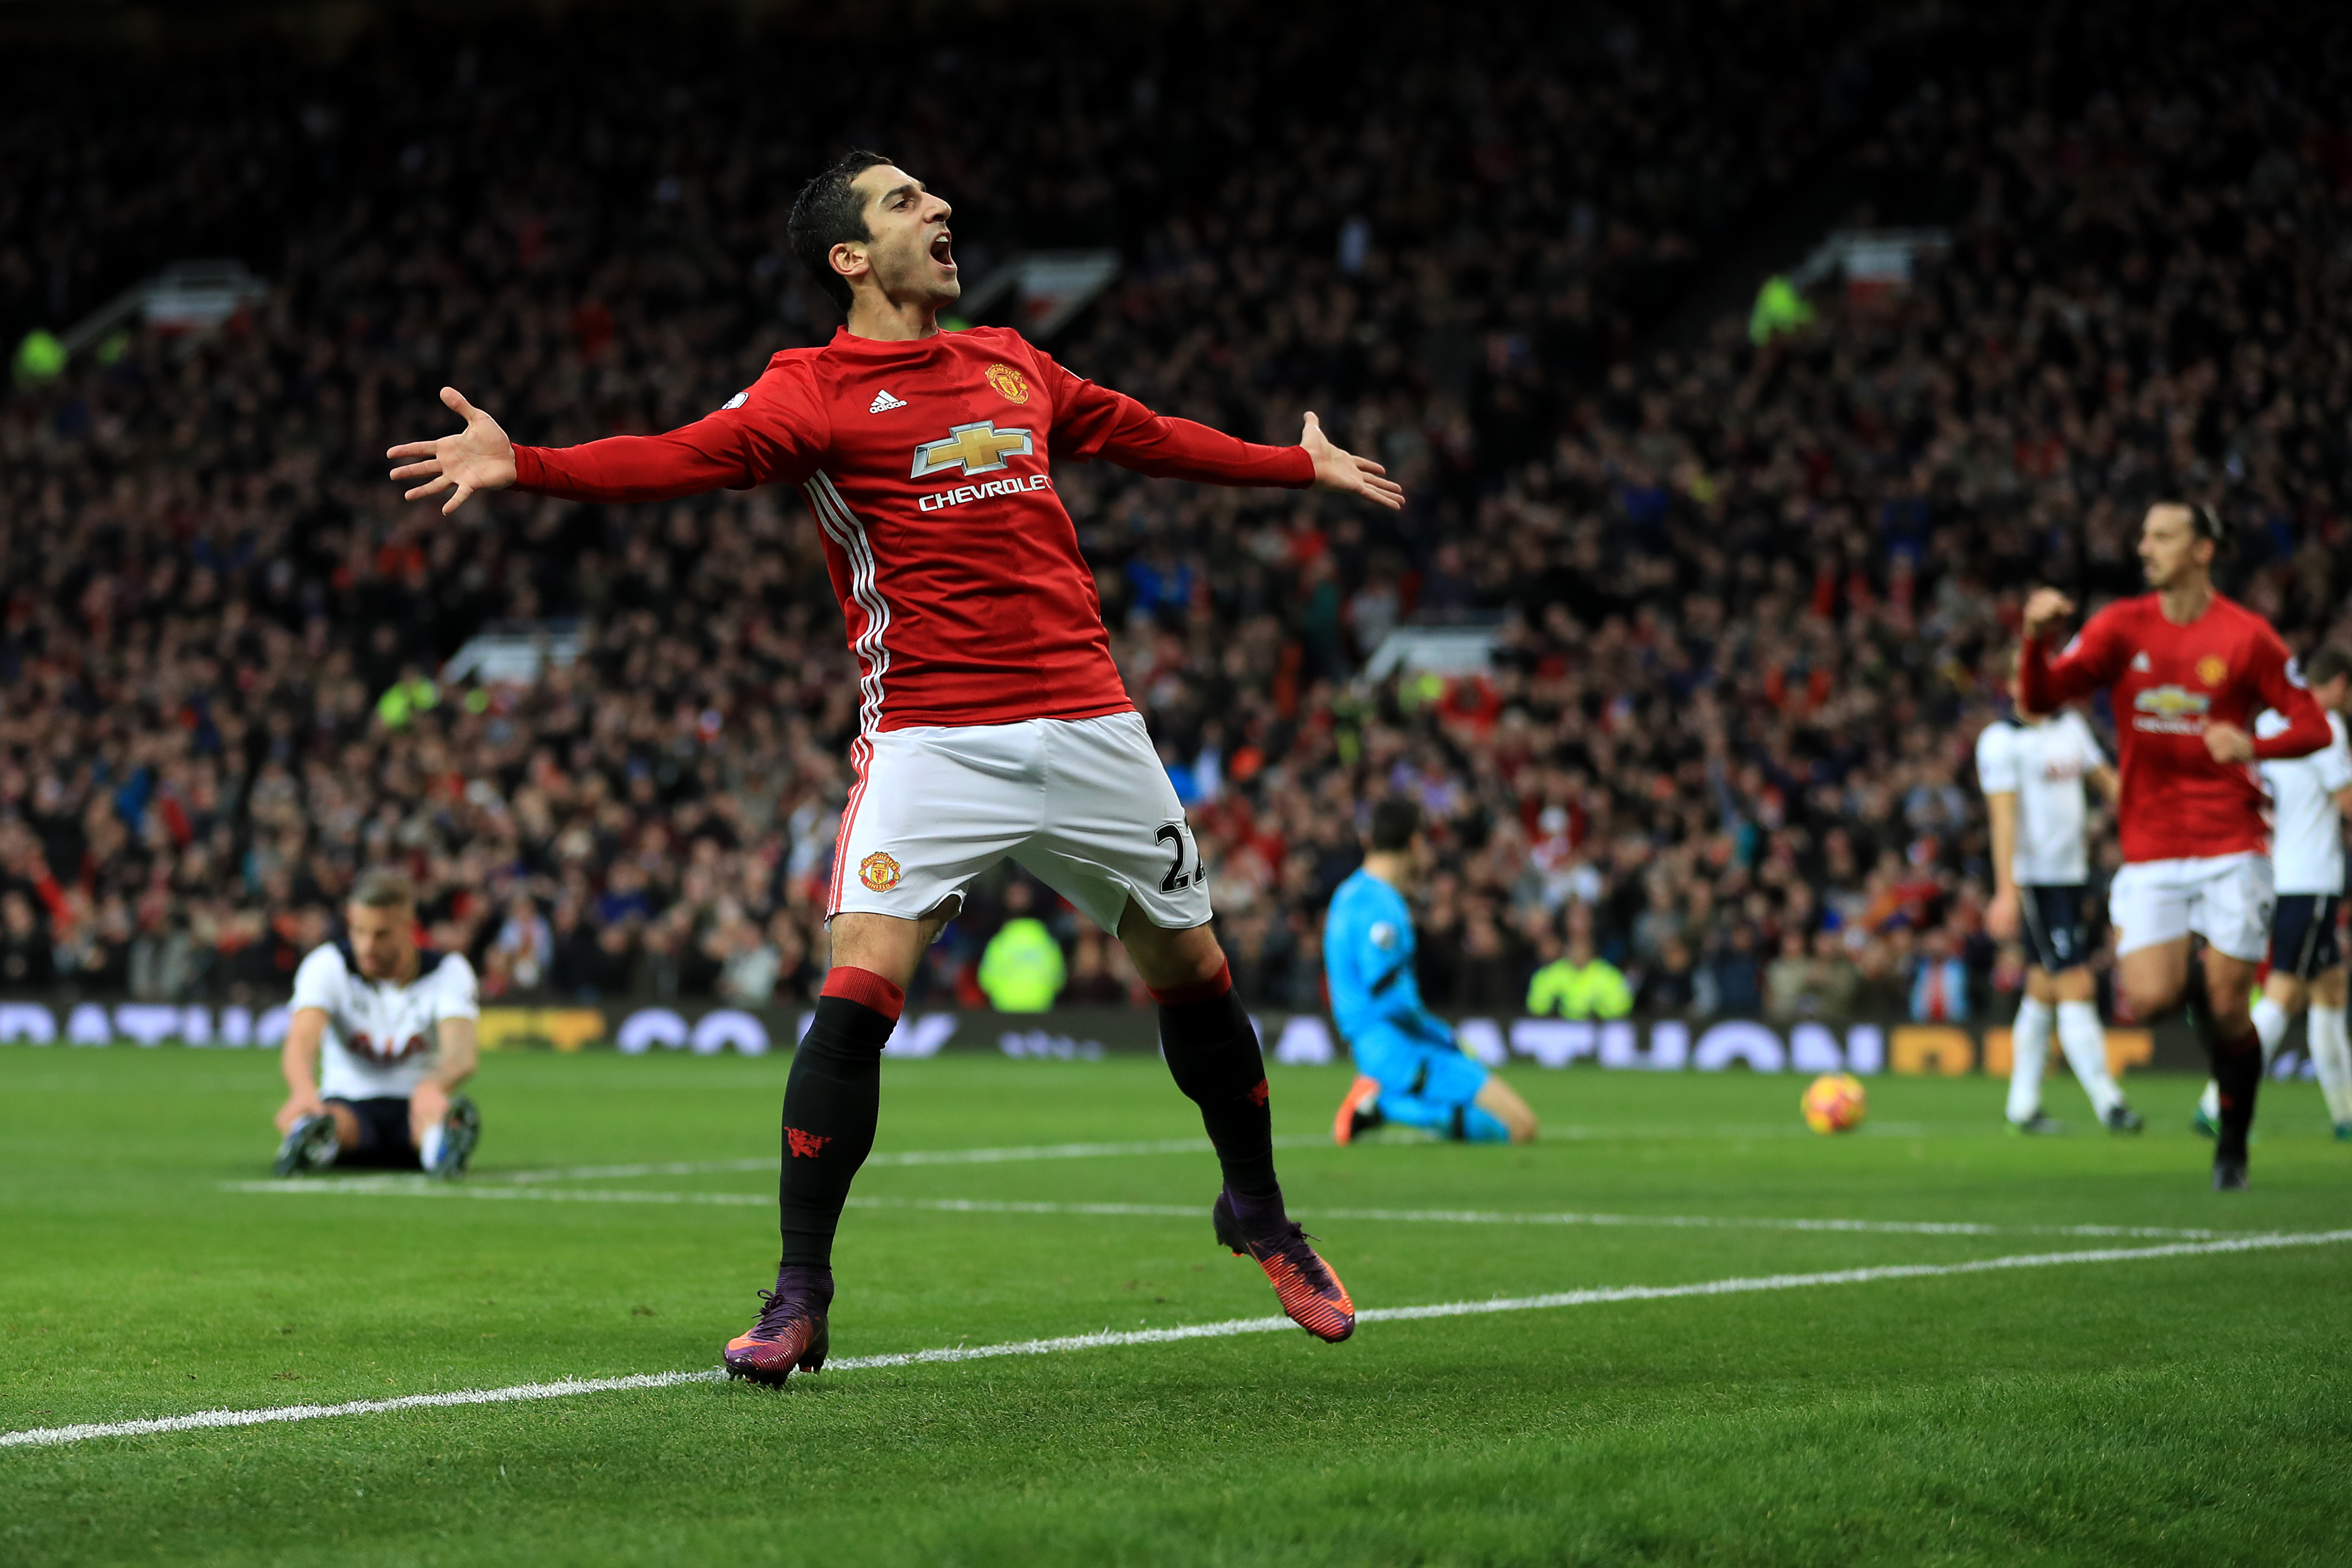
[1978,659,2143,1133]
[2199,646,2352,1139]
[273,870,482,1178]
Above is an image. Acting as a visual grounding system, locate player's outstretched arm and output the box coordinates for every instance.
[1301,413,1404,512]
[387,387,517,516]
[1046,362,1404,505]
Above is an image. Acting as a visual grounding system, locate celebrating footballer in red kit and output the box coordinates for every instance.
[2018,501,2330,1188]
[388,152,1401,1381]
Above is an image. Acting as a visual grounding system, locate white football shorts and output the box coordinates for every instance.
[828,712,1209,933]
[2106,852,2274,963]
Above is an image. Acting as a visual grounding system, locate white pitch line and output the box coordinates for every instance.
[0,1370,727,1450]
[474,1122,1964,1186]
[222,1180,769,1207]
[221,1179,2228,1240]
[1297,1206,2221,1241]
[10,1227,2348,1451]
[483,1134,1329,1185]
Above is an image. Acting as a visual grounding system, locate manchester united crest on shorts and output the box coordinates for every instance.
[859,851,902,892]
[984,363,1030,403]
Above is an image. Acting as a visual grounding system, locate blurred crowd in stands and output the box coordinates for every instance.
[2,0,2347,1024]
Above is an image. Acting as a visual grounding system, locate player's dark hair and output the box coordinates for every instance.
[1368,796,1422,852]
[2306,646,2352,688]
[2168,499,2231,558]
[789,149,894,315]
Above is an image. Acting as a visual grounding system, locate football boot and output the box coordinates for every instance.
[724,1265,833,1386]
[273,1112,341,1177]
[1212,1189,1354,1343]
[1332,1075,1384,1145]
[422,1095,481,1179]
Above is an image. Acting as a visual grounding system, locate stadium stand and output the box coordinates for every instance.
[2,0,2346,1024]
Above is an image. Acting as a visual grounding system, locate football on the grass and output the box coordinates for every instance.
[1801,1072,1867,1135]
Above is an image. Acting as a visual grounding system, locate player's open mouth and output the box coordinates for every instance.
[931,230,955,269]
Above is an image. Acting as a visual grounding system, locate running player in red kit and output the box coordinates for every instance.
[2019,501,2330,1188]
[388,153,1398,1380]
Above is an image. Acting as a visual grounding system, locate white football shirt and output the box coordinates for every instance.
[289,942,480,1101]
[1975,710,2106,885]
[2257,709,2352,895]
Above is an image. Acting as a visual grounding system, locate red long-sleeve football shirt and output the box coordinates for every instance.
[2020,591,2329,862]
[510,325,1314,731]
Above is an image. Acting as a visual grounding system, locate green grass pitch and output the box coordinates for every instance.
[4,1045,2350,1566]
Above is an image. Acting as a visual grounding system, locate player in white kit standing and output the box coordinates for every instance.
[273,870,483,1177]
[2197,646,2352,1138]
[1978,658,2142,1133]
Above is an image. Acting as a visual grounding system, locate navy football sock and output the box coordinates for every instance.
[1154,962,1280,1203]
[776,968,901,1272]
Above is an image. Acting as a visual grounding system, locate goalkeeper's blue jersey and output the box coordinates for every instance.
[1323,868,1451,1049]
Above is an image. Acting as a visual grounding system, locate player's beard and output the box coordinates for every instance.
[889,234,959,307]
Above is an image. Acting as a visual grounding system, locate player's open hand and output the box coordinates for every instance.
[1301,412,1405,511]
[387,387,517,515]
[2021,588,2075,641]
[2203,722,2255,765]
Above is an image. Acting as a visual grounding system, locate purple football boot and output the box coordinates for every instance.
[1212,1189,1355,1343]
[723,1265,833,1386]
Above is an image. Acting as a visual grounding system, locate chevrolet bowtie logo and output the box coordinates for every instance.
[911,421,1033,479]
[2133,685,2211,716]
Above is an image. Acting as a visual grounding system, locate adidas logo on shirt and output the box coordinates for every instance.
[869,388,908,413]
[2130,652,2152,671]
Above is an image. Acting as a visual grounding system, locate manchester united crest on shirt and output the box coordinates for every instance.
[2197,654,2228,686]
[859,851,903,892]
[984,363,1030,403]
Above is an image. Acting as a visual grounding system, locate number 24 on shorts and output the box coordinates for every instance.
[1155,824,1207,893]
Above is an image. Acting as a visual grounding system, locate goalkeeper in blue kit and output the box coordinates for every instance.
[1323,798,1538,1144]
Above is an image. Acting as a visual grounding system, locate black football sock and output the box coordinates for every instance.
[2207,1025,2262,1164]
[776,967,902,1273]
[2182,951,2262,1161]
[1154,961,1281,1208]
